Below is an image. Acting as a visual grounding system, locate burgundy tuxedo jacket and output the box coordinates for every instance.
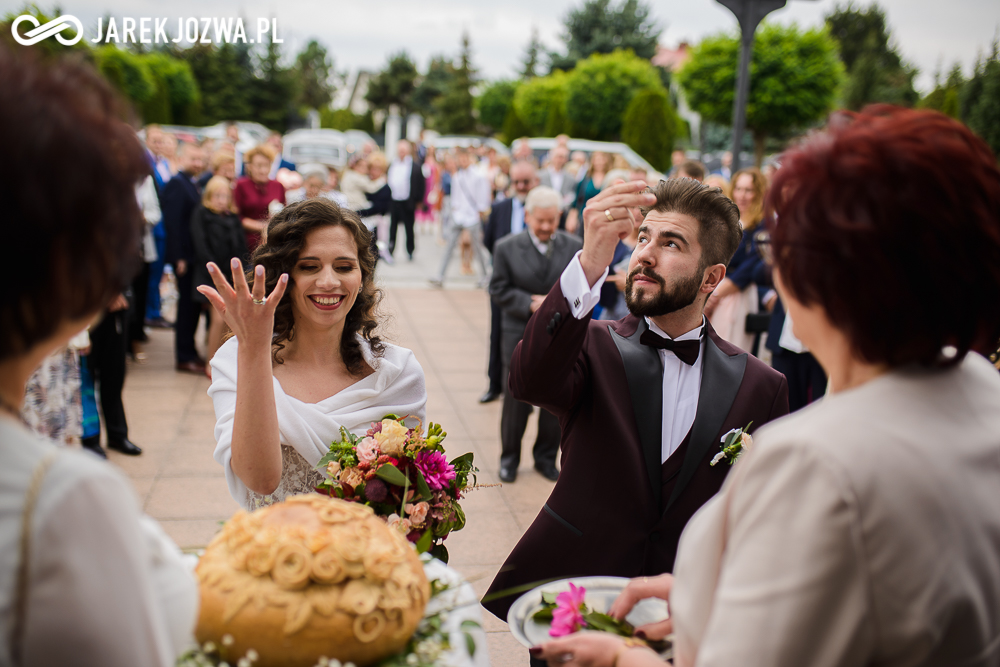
[482,281,789,620]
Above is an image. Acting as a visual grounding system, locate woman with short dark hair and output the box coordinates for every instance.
[200,198,427,510]
[534,106,1000,667]
[0,47,196,665]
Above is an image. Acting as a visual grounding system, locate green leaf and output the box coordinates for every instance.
[449,451,475,468]
[315,452,337,469]
[415,529,433,553]
[581,611,633,637]
[376,463,408,487]
[414,468,432,501]
[430,542,449,563]
[463,632,476,657]
[531,607,554,622]
[541,591,559,605]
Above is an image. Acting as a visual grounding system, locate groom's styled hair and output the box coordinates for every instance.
[640,178,742,269]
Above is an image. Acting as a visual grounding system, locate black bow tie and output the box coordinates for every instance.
[639,329,701,365]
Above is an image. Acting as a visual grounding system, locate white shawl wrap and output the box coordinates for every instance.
[208,336,427,506]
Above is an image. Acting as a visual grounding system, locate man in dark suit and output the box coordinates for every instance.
[386,140,426,261]
[483,178,789,629]
[490,186,582,483]
[162,141,207,374]
[481,161,539,403]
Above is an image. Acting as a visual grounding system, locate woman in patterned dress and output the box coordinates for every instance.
[200,198,426,510]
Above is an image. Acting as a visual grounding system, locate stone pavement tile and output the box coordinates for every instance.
[145,476,241,520]
[159,519,225,551]
[107,448,170,478]
[161,444,226,477]
[435,371,491,392]
[130,476,156,506]
[446,511,522,567]
[487,630,530,667]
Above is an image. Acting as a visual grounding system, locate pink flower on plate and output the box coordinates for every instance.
[415,450,456,490]
[356,437,379,463]
[549,583,587,637]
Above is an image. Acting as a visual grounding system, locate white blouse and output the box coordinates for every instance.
[0,417,197,666]
[208,336,428,510]
[670,353,1000,666]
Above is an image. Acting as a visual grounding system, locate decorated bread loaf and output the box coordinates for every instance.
[196,494,430,666]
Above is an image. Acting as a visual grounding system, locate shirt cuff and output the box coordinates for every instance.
[559,251,608,319]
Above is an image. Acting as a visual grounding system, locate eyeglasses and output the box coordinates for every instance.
[754,229,773,266]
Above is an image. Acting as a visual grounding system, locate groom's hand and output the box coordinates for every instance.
[579,180,656,287]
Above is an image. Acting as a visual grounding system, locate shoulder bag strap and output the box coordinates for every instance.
[10,450,58,665]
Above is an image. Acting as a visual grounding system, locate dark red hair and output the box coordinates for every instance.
[769,105,1000,368]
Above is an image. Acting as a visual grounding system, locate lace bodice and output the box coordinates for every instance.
[244,444,326,511]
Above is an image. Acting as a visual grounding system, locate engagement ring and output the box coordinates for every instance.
[252,297,266,305]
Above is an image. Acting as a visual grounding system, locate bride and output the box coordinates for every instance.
[199,198,426,510]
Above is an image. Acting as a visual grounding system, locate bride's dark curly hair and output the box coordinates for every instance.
[246,198,384,373]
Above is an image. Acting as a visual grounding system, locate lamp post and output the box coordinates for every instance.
[716,0,787,171]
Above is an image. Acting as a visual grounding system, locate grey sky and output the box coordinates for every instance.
[4,0,998,93]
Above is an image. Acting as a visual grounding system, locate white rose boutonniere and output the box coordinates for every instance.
[710,422,753,467]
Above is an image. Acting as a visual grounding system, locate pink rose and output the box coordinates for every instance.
[406,502,430,528]
[386,513,412,536]
[325,461,342,479]
[356,437,379,463]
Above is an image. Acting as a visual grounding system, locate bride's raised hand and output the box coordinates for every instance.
[196,258,288,352]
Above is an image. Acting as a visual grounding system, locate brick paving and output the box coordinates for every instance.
[112,227,549,666]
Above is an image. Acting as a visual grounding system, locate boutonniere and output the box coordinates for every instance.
[710,422,753,466]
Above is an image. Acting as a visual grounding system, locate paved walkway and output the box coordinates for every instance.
[113,227,548,666]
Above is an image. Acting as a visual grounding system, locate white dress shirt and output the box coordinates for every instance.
[511,197,525,235]
[560,252,704,461]
[548,167,565,195]
[387,155,412,201]
[450,167,491,228]
[527,228,548,256]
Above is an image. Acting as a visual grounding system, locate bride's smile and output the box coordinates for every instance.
[289,225,362,328]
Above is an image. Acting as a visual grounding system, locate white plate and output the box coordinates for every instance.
[507,576,670,652]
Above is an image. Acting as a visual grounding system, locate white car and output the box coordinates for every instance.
[282,129,348,170]
[517,138,665,181]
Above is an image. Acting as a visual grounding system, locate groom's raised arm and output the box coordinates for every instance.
[508,181,656,416]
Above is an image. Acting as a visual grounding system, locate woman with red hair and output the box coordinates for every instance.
[533,106,1000,666]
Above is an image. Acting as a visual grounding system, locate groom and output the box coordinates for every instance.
[483,178,788,621]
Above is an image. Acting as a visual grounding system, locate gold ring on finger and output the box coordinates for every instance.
[604,209,614,222]
[252,297,266,306]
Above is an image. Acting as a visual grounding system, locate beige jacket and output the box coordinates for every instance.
[671,353,1000,667]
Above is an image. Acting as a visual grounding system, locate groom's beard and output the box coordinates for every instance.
[625,265,703,317]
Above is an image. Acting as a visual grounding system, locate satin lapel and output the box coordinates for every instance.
[609,319,664,507]
[664,334,747,512]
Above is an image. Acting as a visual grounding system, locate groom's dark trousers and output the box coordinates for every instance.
[482,281,789,622]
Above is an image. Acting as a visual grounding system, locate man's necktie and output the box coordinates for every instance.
[639,329,701,365]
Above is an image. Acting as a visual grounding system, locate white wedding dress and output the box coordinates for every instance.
[208,335,428,510]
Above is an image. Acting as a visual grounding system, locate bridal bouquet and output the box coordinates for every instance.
[314,415,476,563]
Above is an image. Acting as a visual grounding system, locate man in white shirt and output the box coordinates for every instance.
[483,177,788,630]
[538,146,577,214]
[387,140,425,261]
[430,148,491,286]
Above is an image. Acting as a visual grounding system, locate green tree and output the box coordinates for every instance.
[139,53,200,125]
[550,0,660,72]
[365,51,419,117]
[434,33,477,134]
[500,107,532,145]
[476,79,519,134]
[95,45,156,108]
[294,40,335,111]
[248,40,298,131]
[960,42,1000,158]
[179,43,252,124]
[512,71,570,135]
[412,56,453,127]
[564,49,665,140]
[825,2,918,109]
[321,107,373,133]
[520,28,544,78]
[677,24,844,166]
[919,64,964,118]
[621,88,677,171]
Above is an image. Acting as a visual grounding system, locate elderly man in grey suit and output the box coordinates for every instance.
[538,145,577,217]
[489,186,583,483]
